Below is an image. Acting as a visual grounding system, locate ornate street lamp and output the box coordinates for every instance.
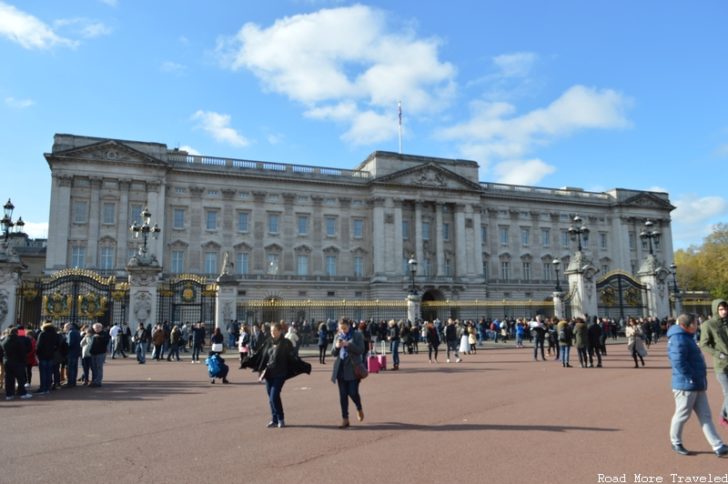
[669,262,680,298]
[129,207,161,256]
[552,258,562,292]
[568,215,590,252]
[1,198,23,245]
[640,220,661,256]
[408,255,418,295]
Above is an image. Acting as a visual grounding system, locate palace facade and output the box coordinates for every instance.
[44,133,675,314]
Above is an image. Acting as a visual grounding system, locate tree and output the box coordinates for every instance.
[674,223,728,299]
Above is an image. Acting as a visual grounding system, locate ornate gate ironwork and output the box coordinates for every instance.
[157,275,216,325]
[17,269,127,328]
[596,271,647,321]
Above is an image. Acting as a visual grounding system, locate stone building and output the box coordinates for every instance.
[41,133,676,323]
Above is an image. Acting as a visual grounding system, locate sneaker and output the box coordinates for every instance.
[24,383,30,388]
[456,358,462,363]
[266,421,278,428]
[716,444,728,457]
[356,409,364,422]
[672,443,689,456]
[20,394,32,400]
[277,420,286,428]
[210,379,215,384]
[446,359,451,363]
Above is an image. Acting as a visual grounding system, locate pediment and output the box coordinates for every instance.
[372,162,482,192]
[49,139,165,167]
[619,192,675,211]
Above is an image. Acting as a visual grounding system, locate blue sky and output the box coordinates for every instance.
[1,0,727,250]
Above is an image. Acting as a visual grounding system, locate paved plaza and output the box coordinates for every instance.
[2,341,727,484]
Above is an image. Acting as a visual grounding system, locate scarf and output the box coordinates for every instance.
[339,327,354,360]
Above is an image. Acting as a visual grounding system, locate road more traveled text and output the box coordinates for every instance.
[597,474,728,483]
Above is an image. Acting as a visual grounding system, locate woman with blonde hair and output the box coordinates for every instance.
[626,317,647,368]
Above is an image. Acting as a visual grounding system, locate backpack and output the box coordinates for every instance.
[558,326,570,344]
[206,354,222,377]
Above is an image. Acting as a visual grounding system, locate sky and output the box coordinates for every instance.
[1,0,727,250]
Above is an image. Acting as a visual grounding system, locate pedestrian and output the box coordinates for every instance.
[530,316,547,361]
[80,326,93,384]
[205,351,230,384]
[317,322,328,364]
[459,323,471,356]
[587,317,603,368]
[573,317,588,368]
[332,319,365,429]
[387,319,401,370]
[626,317,647,368]
[167,325,181,361]
[445,318,460,363]
[238,324,251,369]
[699,299,728,429]
[285,324,300,357]
[134,323,149,364]
[557,319,573,368]
[64,322,81,388]
[191,322,205,363]
[426,321,441,363]
[35,321,58,395]
[668,314,728,457]
[89,323,109,387]
[2,327,32,400]
[151,324,164,361]
[211,327,225,353]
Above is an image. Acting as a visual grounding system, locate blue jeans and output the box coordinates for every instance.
[192,344,202,362]
[136,342,147,363]
[390,340,400,367]
[265,376,286,423]
[67,354,79,385]
[166,344,179,361]
[337,377,362,419]
[38,359,53,392]
[560,345,571,366]
[91,354,105,385]
[717,372,728,421]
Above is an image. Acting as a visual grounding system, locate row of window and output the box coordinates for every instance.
[488,261,611,281]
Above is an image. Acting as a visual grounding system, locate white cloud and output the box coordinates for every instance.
[0,2,78,49]
[160,61,186,74]
[4,96,34,108]
[266,133,283,145]
[191,110,250,147]
[492,159,556,186]
[178,145,201,156]
[23,221,48,239]
[671,193,728,248]
[216,4,455,144]
[438,85,632,165]
[54,18,112,39]
[492,52,537,78]
[99,0,118,7]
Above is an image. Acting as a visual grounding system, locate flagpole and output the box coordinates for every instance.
[398,100,402,154]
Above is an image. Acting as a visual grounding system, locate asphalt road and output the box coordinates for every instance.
[1,340,726,484]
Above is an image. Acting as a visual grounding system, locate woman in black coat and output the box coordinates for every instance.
[331,319,365,429]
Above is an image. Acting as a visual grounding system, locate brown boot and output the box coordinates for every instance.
[338,419,350,429]
[356,409,364,422]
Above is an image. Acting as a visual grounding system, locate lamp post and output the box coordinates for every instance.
[408,255,418,295]
[1,198,24,246]
[568,215,590,252]
[129,207,161,257]
[640,220,661,256]
[670,262,680,316]
[552,258,562,292]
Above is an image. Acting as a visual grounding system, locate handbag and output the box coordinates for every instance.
[351,358,368,380]
[211,343,224,353]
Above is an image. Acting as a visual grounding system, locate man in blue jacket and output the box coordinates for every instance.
[668,314,728,457]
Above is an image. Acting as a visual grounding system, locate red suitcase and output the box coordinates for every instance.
[367,355,381,373]
[378,341,387,370]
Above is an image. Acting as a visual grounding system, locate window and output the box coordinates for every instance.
[520,227,530,247]
[481,226,488,244]
[325,255,337,276]
[600,233,608,250]
[236,252,249,275]
[629,231,636,251]
[102,202,115,225]
[325,216,336,237]
[543,262,553,281]
[499,226,509,246]
[268,214,280,234]
[422,222,430,241]
[73,201,88,224]
[402,220,410,240]
[99,247,114,270]
[501,261,510,280]
[204,252,218,274]
[205,210,218,231]
[71,246,86,268]
[421,258,430,277]
[237,212,249,232]
[352,219,364,239]
[601,264,609,274]
[297,215,309,236]
[297,255,309,276]
[444,258,452,276]
[482,261,488,280]
[171,250,184,273]
[522,262,531,280]
[173,208,185,229]
[630,260,637,274]
[130,204,143,224]
[354,256,363,277]
[541,228,550,248]
[442,222,450,241]
[561,229,569,248]
[267,254,279,275]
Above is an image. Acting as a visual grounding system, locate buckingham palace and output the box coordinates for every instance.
[26,133,676,326]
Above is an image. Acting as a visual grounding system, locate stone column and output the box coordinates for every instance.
[454,203,467,277]
[407,293,421,324]
[564,251,598,320]
[472,205,484,280]
[87,177,102,268]
[116,179,130,268]
[126,262,162,330]
[0,248,23,331]
[146,180,164,268]
[414,201,423,269]
[637,255,670,319]
[46,174,72,270]
[552,292,564,320]
[215,269,237,342]
[435,203,445,276]
[372,197,386,279]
